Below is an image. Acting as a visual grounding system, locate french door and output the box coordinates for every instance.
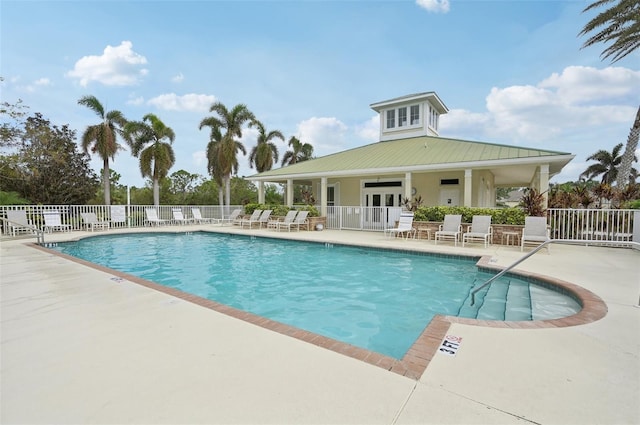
[364,191,402,229]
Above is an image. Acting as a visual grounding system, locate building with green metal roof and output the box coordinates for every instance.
[250,92,574,220]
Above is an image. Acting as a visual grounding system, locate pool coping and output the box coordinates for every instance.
[30,236,608,381]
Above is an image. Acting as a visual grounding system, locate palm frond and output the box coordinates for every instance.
[78,95,105,118]
[579,0,640,62]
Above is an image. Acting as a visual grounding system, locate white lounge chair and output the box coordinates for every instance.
[521,216,550,252]
[42,210,71,233]
[221,209,243,226]
[191,208,216,224]
[462,215,492,248]
[6,210,35,237]
[80,212,109,231]
[278,210,309,232]
[145,208,168,226]
[110,205,127,228]
[434,214,462,246]
[240,209,262,228]
[384,212,416,240]
[172,208,194,225]
[243,209,272,229]
[271,210,297,230]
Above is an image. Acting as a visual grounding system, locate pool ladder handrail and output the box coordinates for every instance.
[0,216,45,244]
[470,238,639,306]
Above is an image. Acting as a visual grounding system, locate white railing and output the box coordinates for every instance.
[326,206,403,231]
[0,205,244,235]
[548,208,636,242]
[2,204,636,244]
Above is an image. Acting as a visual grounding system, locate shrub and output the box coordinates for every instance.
[270,204,291,217]
[0,191,29,205]
[243,203,262,214]
[298,204,320,217]
[623,199,640,209]
[414,206,526,225]
[519,188,546,216]
[243,203,293,217]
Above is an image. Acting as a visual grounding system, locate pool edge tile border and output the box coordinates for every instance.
[29,243,608,381]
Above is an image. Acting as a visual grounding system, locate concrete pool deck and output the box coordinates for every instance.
[1,225,639,424]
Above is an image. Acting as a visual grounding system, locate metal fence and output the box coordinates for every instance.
[547,208,636,242]
[0,204,244,234]
[326,206,403,231]
[323,206,637,242]
[2,204,637,243]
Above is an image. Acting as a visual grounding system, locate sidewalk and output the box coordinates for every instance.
[1,227,638,424]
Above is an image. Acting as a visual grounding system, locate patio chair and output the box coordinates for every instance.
[278,210,310,232]
[384,212,416,240]
[6,210,35,237]
[240,209,262,228]
[42,210,71,233]
[521,216,550,252]
[271,210,297,231]
[172,208,194,225]
[145,208,168,226]
[221,209,243,226]
[80,212,109,231]
[243,209,272,229]
[110,205,127,228]
[191,208,217,224]
[434,214,462,246]
[462,215,493,248]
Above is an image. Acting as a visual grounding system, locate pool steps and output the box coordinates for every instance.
[459,277,534,321]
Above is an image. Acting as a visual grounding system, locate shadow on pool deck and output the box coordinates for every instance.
[1,226,638,424]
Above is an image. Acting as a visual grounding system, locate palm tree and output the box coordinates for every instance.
[248,120,283,172]
[580,143,624,184]
[199,102,254,206]
[281,136,314,166]
[77,95,127,204]
[579,0,640,188]
[124,114,176,206]
[205,125,225,210]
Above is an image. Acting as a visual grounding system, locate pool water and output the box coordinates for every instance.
[51,232,580,359]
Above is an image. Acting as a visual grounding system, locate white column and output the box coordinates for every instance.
[258,181,265,204]
[405,172,412,200]
[321,177,328,217]
[539,164,549,209]
[464,169,472,207]
[286,179,293,207]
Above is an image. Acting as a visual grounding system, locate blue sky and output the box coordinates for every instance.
[2,0,639,188]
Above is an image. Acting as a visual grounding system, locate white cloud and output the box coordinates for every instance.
[127,95,145,106]
[539,66,640,104]
[147,93,216,112]
[23,77,51,92]
[296,117,348,155]
[355,115,379,142]
[172,73,184,83]
[238,127,259,148]
[67,41,148,87]
[192,150,207,168]
[441,65,639,143]
[440,109,490,138]
[416,0,450,13]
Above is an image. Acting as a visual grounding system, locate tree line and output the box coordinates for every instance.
[0,94,314,206]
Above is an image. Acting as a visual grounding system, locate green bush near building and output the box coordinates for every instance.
[413,206,526,225]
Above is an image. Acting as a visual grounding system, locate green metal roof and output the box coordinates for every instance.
[250,135,573,179]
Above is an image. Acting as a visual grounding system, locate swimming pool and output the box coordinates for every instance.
[51,232,580,359]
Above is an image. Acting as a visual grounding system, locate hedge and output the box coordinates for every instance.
[243,203,320,217]
[413,206,526,225]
